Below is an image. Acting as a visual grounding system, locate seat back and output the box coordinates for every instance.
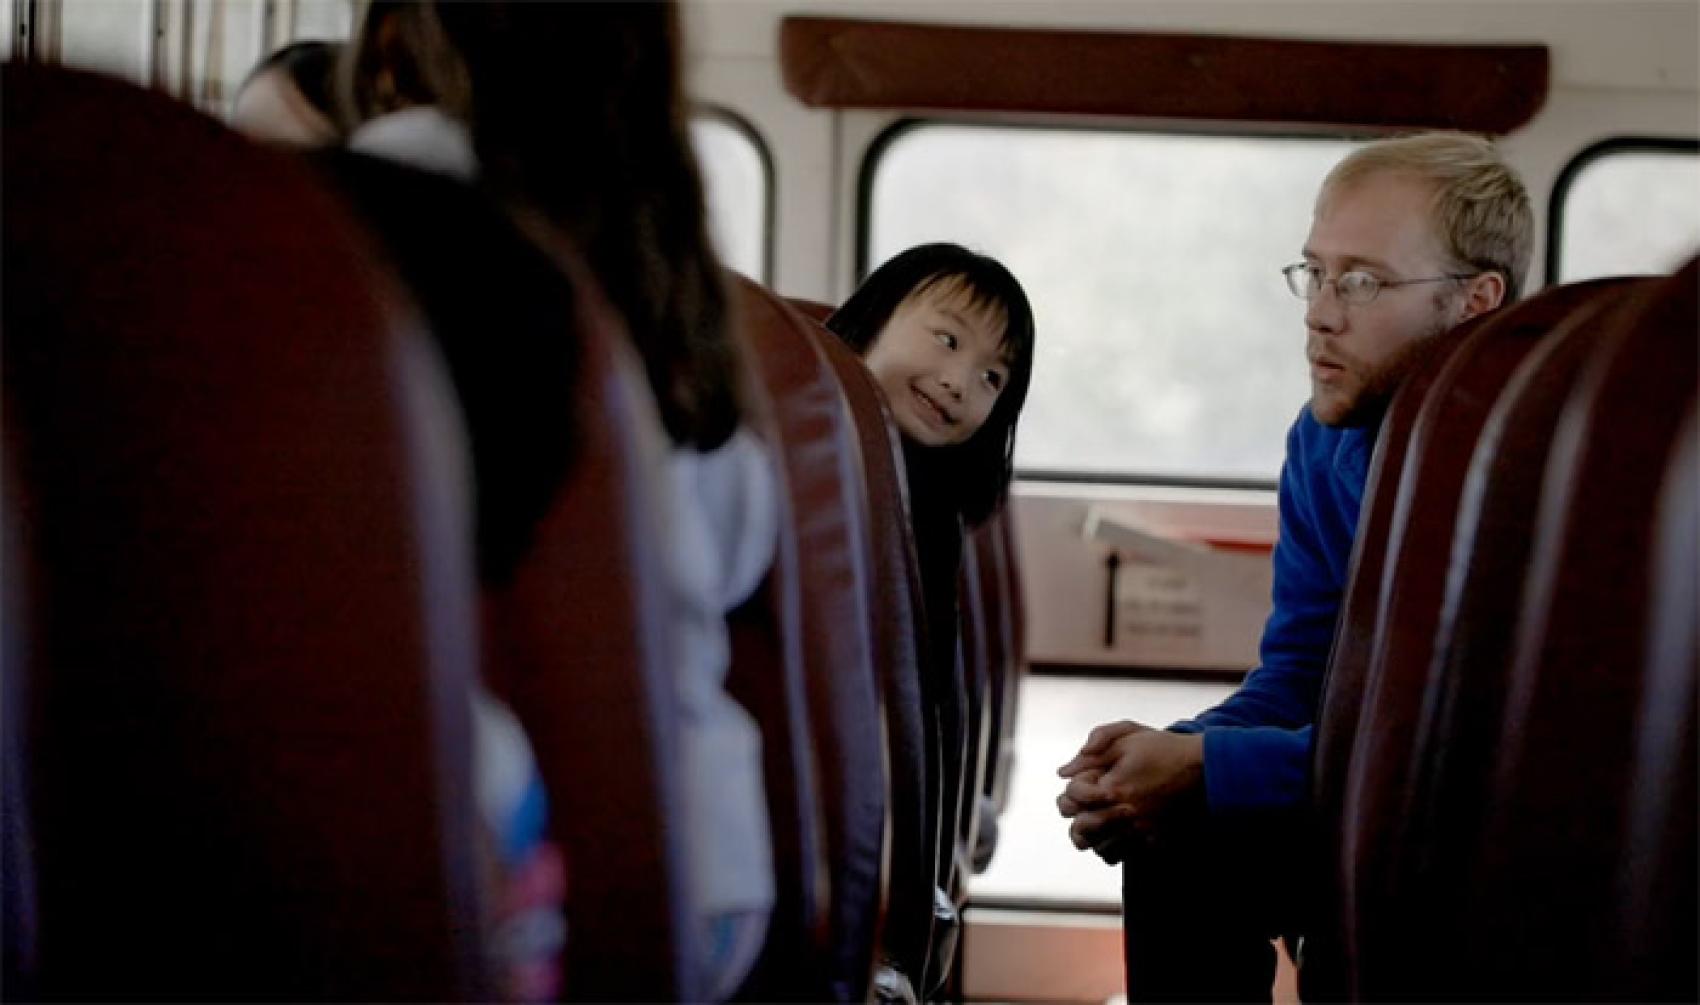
[786,296,839,325]
[1311,324,1471,805]
[974,507,1024,821]
[2,457,40,1000]
[484,232,699,1001]
[1616,404,1698,1001]
[312,150,582,591]
[800,308,971,950]
[808,308,939,985]
[1457,260,1697,997]
[724,523,830,999]
[319,137,700,1002]
[2,64,488,999]
[730,277,887,1002]
[1336,278,1636,992]
[1356,279,1658,997]
[1305,320,1474,995]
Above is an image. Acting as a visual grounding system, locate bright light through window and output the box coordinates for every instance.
[970,675,1235,907]
[868,126,1364,482]
[1558,146,1700,282]
[692,114,769,283]
[58,0,150,83]
[290,0,354,41]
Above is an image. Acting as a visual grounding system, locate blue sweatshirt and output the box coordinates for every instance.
[1169,405,1375,815]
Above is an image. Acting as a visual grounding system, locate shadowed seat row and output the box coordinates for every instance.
[730,285,1028,1001]
[2,63,1027,1002]
[1308,259,1698,1001]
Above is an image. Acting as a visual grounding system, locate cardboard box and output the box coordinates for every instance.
[1082,506,1273,669]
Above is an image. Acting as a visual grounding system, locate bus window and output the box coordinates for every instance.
[60,0,150,84]
[972,675,1236,908]
[692,111,772,283]
[865,124,1364,485]
[1554,142,1700,283]
[290,0,354,42]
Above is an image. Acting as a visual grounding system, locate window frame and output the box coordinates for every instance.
[692,102,777,286]
[1545,135,1700,286]
[855,116,1376,490]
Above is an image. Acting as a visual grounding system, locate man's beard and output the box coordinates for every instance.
[1334,306,1461,428]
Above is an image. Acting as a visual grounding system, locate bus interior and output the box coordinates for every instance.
[3,0,1697,1001]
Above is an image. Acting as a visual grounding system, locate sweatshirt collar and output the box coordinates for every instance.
[347,105,477,182]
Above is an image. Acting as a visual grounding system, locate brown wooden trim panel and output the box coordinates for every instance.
[781,16,1548,134]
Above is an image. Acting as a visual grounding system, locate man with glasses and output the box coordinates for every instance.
[1057,132,1534,1001]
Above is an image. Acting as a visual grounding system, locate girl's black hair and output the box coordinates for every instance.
[430,0,741,451]
[339,2,465,133]
[341,0,740,451]
[826,243,1036,526]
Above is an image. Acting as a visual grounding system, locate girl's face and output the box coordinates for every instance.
[863,280,1011,447]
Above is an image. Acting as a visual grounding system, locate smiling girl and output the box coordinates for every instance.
[827,243,1036,524]
[826,241,1036,673]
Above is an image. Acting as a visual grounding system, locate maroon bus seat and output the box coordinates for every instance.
[807,308,941,992]
[1332,277,1638,995]
[1455,259,1697,998]
[478,223,701,1001]
[1304,316,1475,997]
[971,507,1023,850]
[3,458,40,999]
[1616,404,1697,1002]
[1357,278,1659,997]
[786,296,839,325]
[2,64,488,999]
[794,288,972,994]
[314,119,701,999]
[1307,279,1644,996]
[786,304,971,989]
[729,276,887,1003]
[1311,322,1471,802]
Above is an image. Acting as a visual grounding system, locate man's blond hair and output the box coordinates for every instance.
[1319,132,1535,302]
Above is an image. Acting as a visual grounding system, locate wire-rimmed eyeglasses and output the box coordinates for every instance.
[1281,262,1478,305]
